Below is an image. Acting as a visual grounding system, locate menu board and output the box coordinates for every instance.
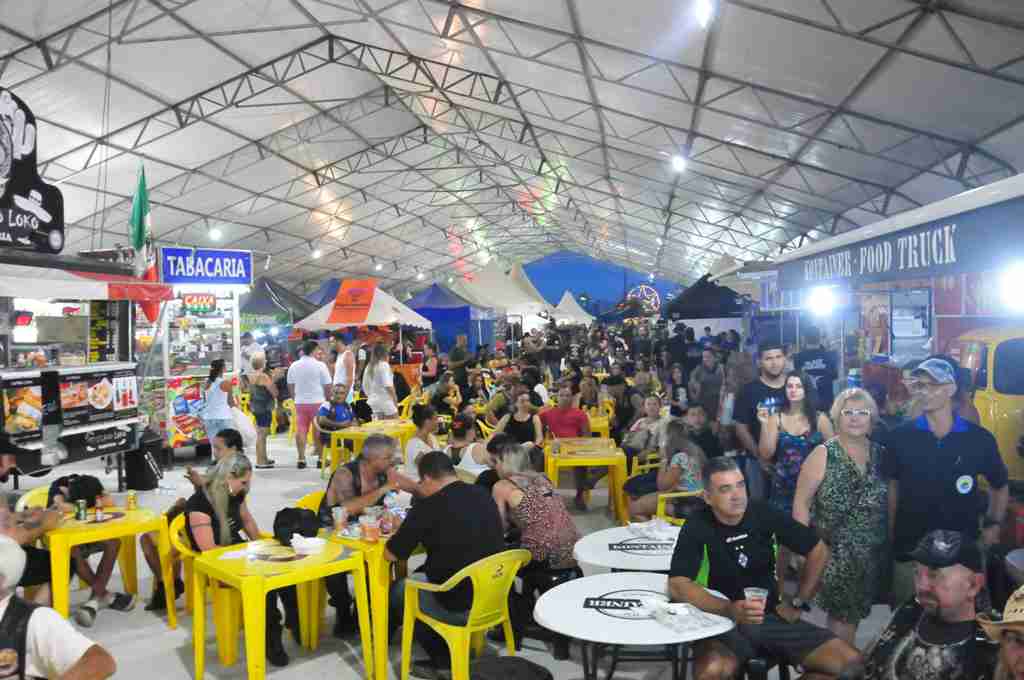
[1,375,42,443]
[59,367,138,427]
[89,302,118,363]
[165,376,208,447]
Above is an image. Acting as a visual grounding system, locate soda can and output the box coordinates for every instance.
[75,500,87,521]
[94,497,105,522]
[126,491,138,511]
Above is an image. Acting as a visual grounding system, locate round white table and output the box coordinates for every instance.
[574,525,680,572]
[534,572,733,680]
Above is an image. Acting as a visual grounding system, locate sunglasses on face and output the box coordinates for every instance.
[840,408,872,418]
[908,381,947,394]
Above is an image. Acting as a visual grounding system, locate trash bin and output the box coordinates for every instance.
[125,431,164,491]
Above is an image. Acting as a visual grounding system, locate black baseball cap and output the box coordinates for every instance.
[908,529,983,573]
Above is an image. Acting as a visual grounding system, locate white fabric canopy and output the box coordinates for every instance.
[0,265,172,301]
[295,284,432,330]
[554,290,594,325]
[508,264,554,313]
[458,261,552,317]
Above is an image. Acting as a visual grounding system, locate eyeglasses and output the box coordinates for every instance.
[908,380,947,394]
[840,408,873,418]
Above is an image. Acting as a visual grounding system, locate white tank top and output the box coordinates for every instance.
[204,377,232,419]
[333,349,355,403]
[453,442,490,477]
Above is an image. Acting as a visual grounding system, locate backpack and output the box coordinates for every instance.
[272,508,319,547]
[470,656,553,680]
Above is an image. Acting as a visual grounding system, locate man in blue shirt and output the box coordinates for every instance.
[882,357,1009,608]
[699,326,715,349]
[317,385,354,459]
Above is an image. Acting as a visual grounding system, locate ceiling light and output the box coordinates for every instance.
[264,254,271,271]
[374,261,384,271]
[656,237,663,245]
[310,244,322,259]
[208,225,222,241]
[671,155,688,173]
[695,0,715,29]
[416,271,425,281]
[447,276,454,284]
[1001,262,1024,312]
[648,273,655,281]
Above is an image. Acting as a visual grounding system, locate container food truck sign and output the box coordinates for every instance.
[0,89,65,254]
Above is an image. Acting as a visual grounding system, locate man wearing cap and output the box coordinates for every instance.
[980,584,1024,680]
[882,356,1008,608]
[857,529,997,680]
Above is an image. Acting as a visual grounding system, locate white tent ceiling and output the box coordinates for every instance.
[10,0,1024,296]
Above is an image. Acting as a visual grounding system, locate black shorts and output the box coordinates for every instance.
[254,411,272,428]
[705,614,835,666]
[20,545,74,587]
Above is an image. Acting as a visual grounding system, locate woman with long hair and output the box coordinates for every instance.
[448,413,492,481]
[404,404,439,475]
[664,363,688,416]
[493,391,544,447]
[201,358,235,443]
[362,342,398,419]
[420,342,439,388]
[247,353,278,469]
[624,419,706,519]
[184,452,297,667]
[758,370,833,584]
[793,388,887,645]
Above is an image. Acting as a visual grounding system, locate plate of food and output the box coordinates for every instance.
[4,387,41,433]
[88,379,113,410]
[61,382,88,410]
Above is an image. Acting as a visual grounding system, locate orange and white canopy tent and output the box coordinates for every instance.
[0,264,173,301]
[295,278,431,331]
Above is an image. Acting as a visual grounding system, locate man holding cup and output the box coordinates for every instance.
[669,457,861,680]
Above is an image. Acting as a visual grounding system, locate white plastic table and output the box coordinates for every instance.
[573,525,680,572]
[534,572,733,680]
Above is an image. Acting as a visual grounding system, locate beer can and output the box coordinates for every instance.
[126,491,138,511]
[75,500,87,521]
[94,497,105,522]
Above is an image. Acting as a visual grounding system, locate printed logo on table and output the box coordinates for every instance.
[607,538,675,556]
[582,588,666,620]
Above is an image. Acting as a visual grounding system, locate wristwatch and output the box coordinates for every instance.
[790,596,811,612]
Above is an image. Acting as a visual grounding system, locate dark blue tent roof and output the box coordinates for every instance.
[306,278,341,307]
[407,284,474,310]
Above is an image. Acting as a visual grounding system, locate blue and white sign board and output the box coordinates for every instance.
[159,247,253,286]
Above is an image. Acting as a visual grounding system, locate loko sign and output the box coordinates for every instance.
[777,195,1024,289]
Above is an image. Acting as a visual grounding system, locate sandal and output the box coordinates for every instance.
[255,460,276,469]
[107,592,136,612]
[74,600,98,627]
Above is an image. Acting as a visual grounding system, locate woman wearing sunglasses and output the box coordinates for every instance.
[792,387,888,646]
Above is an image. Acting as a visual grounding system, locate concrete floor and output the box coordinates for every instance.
[12,434,891,679]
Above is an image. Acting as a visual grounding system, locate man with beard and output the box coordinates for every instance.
[856,529,997,680]
[733,344,788,500]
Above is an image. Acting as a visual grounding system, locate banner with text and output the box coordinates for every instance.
[777,195,1024,290]
[160,247,253,286]
[327,278,377,326]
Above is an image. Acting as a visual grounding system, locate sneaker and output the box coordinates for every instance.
[106,592,136,612]
[74,600,99,627]
[266,631,289,667]
[144,583,167,612]
[255,460,276,469]
[297,460,307,470]
[333,615,358,638]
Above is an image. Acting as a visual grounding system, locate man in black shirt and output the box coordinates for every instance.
[385,451,504,677]
[632,323,653,361]
[447,334,470,391]
[793,327,838,411]
[669,457,860,679]
[883,357,1008,608]
[733,343,787,500]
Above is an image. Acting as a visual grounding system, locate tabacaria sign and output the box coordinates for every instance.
[0,89,65,253]
[777,194,1024,290]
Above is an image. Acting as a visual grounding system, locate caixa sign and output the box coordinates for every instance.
[0,90,65,254]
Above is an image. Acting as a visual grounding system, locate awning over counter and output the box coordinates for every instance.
[0,265,174,301]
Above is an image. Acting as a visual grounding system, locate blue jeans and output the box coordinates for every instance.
[202,418,234,441]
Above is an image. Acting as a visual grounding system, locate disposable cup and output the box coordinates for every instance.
[359,515,380,542]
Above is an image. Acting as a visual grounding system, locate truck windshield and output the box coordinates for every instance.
[994,339,1024,396]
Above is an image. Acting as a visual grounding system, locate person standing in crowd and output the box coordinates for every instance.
[632,323,653,362]
[247,353,278,469]
[420,342,439,389]
[539,385,592,510]
[545,326,563,380]
[699,326,715,349]
[319,435,417,635]
[980,584,1024,680]
[0,536,116,679]
[491,443,580,641]
[186,453,298,667]
[883,357,1008,609]
[683,327,704,384]
[734,344,788,500]
[668,457,861,679]
[384,452,505,678]
[793,327,839,412]
[362,342,399,420]
[201,358,235,446]
[689,348,725,421]
[668,323,688,369]
[625,419,706,520]
[904,353,982,426]
[404,404,440,475]
[792,388,886,645]
[447,334,470,392]
[523,327,547,371]
[856,530,996,680]
[332,333,359,406]
[664,363,688,416]
[492,391,544,447]
[287,339,332,469]
[239,331,263,375]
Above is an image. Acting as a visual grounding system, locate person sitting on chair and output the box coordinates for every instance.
[315,385,355,469]
[0,501,64,606]
[668,457,861,680]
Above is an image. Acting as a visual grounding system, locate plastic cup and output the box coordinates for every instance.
[332,506,348,535]
[743,587,769,621]
[359,515,380,542]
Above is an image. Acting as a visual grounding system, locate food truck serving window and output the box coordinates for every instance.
[994,339,1024,396]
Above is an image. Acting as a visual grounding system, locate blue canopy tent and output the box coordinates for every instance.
[406,284,496,352]
[306,278,341,307]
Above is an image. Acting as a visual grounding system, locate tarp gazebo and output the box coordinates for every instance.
[305,277,342,307]
[406,284,495,352]
[451,261,553,331]
[239,276,317,332]
[554,290,595,325]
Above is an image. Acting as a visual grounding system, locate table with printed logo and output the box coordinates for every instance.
[47,507,177,628]
[534,572,732,680]
[574,525,680,572]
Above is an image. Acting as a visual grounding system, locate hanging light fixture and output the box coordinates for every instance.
[374,259,384,271]
[416,270,425,281]
[310,242,322,259]
[695,0,715,29]
[208,225,223,241]
[671,155,688,173]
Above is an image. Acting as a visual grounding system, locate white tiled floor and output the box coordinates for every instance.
[11,435,890,679]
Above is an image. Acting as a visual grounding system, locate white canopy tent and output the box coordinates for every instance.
[554,290,595,325]
[508,264,555,313]
[452,261,552,330]
[295,285,432,331]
